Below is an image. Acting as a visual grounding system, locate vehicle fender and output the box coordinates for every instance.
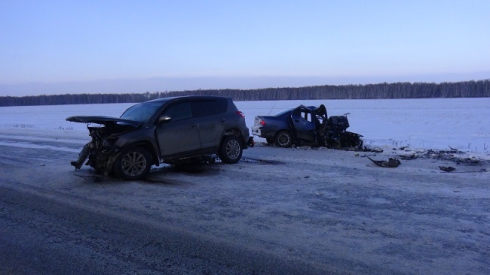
[221,128,245,145]
[112,141,160,167]
[274,129,295,139]
[259,119,292,139]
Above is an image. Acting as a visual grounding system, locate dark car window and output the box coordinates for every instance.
[215,98,228,113]
[192,100,220,118]
[162,102,192,121]
[120,102,163,122]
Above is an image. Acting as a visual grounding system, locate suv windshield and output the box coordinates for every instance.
[120,102,163,122]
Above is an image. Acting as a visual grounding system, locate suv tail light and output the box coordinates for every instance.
[260,119,266,125]
[236,110,245,118]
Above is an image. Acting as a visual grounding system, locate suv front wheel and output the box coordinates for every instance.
[114,146,152,180]
[218,136,243,164]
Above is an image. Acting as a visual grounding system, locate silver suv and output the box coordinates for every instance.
[67,96,253,180]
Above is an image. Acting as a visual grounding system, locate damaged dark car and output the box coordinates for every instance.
[67,96,253,180]
[251,104,363,149]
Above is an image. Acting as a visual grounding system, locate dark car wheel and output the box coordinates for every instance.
[114,147,151,180]
[274,131,293,147]
[219,136,243,164]
[318,134,329,147]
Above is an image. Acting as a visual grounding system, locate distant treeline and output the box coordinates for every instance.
[1,80,489,107]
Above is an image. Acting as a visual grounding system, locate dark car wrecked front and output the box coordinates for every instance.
[66,115,160,176]
[252,104,363,149]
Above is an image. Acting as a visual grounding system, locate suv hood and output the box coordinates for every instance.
[66,116,142,127]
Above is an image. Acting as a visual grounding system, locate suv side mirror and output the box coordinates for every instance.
[158,116,171,124]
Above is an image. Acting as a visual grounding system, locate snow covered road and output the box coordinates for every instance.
[1,127,489,274]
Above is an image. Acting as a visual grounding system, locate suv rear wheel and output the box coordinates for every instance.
[114,146,151,180]
[219,136,243,164]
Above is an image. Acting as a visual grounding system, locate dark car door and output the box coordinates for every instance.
[156,101,201,156]
[191,99,226,149]
[291,108,317,142]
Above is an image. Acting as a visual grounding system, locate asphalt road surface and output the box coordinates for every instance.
[1,132,489,274]
[1,185,322,275]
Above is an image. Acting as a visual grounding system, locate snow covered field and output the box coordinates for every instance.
[0,97,489,158]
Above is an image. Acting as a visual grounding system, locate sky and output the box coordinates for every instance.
[1,0,489,96]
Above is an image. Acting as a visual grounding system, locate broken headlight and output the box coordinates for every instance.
[101,136,118,151]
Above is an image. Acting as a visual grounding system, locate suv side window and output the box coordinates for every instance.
[215,98,228,113]
[192,100,220,118]
[162,102,192,121]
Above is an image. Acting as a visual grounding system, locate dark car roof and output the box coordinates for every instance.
[147,95,230,103]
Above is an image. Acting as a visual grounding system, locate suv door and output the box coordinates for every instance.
[191,99,226,149]
[156,101,201,156]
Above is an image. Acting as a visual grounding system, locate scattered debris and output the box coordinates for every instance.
[400,154,418,160]
[439,166,456,172]
[423,149,483,165]
[362,147,383,153]
[368,157,401,168]
[393,147,486,166]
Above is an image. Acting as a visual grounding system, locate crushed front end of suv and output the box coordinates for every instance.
[252,104,363,149]
[67,96,253,180]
